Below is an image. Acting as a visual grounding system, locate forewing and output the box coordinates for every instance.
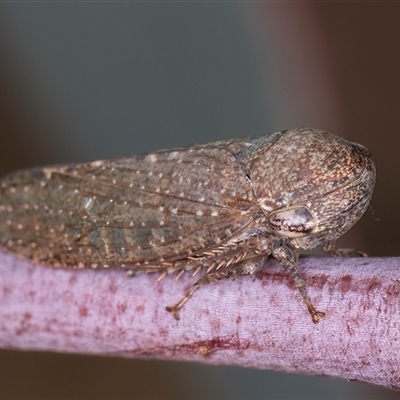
[0,143,258,268]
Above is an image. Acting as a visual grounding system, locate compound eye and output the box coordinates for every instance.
[269,206,316,238]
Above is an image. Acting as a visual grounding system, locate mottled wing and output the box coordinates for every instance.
[0,141,264,268]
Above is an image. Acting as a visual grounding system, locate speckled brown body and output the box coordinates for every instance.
[0,128,376,322]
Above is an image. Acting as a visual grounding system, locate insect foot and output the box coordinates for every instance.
[165,305,181,321]
[166,285,199,321]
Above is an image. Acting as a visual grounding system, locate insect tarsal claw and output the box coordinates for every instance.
[165,305,180,321]
[311,310,326,324]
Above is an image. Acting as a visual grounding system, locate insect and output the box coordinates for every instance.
[0,128,376,323]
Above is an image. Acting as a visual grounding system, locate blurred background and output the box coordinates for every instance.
[0,2,398,399]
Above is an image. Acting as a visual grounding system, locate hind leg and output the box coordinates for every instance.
[166,257,266,320]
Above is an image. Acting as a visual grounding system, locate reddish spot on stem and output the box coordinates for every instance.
[341,275,352,293]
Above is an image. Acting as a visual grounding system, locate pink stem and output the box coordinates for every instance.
[0,251,398,390]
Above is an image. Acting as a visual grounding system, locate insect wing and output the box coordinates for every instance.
[0,143,257,268]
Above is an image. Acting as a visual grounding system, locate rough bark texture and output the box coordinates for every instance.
[0,252,399,390]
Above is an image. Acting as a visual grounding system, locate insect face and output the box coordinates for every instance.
[248,129,376,250]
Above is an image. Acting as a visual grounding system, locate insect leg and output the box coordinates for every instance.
[323,240,367,257]
[166,257,267,321]
[272,245,325,323]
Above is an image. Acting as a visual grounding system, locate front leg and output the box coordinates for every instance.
[273,244,325,323]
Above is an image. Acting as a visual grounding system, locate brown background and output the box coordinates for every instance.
[0,3,399,399]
